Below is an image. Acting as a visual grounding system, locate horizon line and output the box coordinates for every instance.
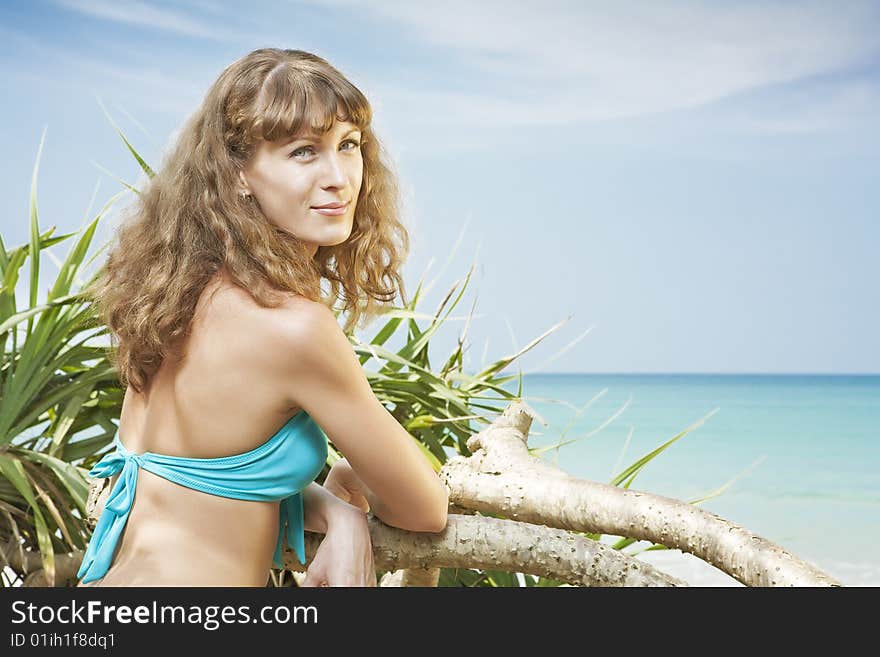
[523,371,880,376]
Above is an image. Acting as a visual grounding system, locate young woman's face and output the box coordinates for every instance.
[239,120,364,256]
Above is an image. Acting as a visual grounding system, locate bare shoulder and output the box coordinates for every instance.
[269,294,340,340]
[196,275,340,391]
[259,294,345,358]
[261,296,364,406]
[203,273,327,341]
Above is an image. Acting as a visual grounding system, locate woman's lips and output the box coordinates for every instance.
[311,202,349,216]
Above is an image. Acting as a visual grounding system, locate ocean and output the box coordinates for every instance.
[502,374,879,586]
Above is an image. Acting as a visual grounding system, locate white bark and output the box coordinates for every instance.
[440,401,842,587]
[276,513,686,586]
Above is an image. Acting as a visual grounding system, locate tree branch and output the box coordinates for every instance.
[440,401,841,587]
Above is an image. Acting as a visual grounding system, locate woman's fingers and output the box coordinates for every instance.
[350,494,370,513]
[323,481,351,503]
[324,569,376,587]
[302,565,328,587]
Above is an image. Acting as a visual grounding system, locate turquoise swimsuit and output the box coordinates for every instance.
[76,409,329,584]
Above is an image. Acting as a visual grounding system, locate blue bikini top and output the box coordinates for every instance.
[76,409,329,584]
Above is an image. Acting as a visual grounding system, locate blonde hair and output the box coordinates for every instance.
[86,48,409,394]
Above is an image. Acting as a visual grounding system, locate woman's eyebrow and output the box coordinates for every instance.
[281,127,361,147]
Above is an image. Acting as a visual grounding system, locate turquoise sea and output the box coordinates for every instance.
[509,374,879,586]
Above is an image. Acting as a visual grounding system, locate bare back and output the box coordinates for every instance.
[79,270,308,586]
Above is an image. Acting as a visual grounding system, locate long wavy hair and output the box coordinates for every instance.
[86,48,410,394]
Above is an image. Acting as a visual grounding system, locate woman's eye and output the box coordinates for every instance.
[289,139,361,159]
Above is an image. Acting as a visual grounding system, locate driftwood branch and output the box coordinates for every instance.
[286,513,687,587]
[439,401,841,587]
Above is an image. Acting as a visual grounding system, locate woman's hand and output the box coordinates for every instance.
[322,457,370,513]
[302,505,377,587]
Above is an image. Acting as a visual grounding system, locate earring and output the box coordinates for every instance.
[240,191,252,200]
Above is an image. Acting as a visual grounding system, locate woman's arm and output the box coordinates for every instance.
[271,301,450,534]
[300,481,364,534]
[323,457,390,518]
[303,464,410,535]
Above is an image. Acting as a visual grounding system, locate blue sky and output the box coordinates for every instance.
[1,0,878,373]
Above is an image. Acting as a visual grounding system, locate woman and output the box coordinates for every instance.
[75,48,449,587]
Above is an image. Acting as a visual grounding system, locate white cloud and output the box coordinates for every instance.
[309,0,880,130]
[13,0,879,146]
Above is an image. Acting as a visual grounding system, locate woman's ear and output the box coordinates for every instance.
[237,169,251,196]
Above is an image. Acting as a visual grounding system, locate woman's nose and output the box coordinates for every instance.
[321,153,348,187]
